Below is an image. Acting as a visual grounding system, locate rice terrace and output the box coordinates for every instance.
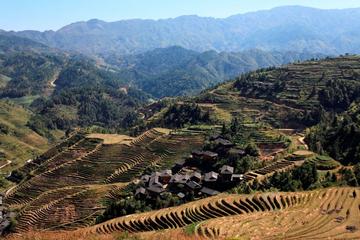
[1,1,360,240]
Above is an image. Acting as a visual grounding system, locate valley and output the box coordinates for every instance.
[1,4,360,239]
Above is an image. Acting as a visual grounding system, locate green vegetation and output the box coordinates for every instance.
[154,103,211,128]
[184,222,198,236]
[306,102,360,165]
[307,155,340,170]
[0,100,50,172]
[96,186,181,224]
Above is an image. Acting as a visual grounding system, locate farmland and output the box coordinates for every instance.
[3,128,205,232]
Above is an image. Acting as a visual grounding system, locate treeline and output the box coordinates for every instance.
[0,52,64,98]
[306,103,360,165]
[23,58,149,137]
[155,103,211,128]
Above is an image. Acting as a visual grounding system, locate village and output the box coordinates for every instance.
[133,133,303,201]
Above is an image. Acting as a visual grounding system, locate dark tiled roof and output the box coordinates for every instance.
[229,148,246,155]
[231,174,244,181]
[140,175,150,182]
[147,186,165,194]
[204,171,219,182]
[186,181,202,190]
[214,138,234,146]
[192,151,218,158]
[220,165,234,174]
[177,192,186,198]
[192,150,203,156]
[135,187,147,195]
[202,151,219,158]
[209,134,221,141]
[149,175,163,187]
[200,187,220,196]
[191,172,202,179]
[160,169,172,177]
[170,174,190,184]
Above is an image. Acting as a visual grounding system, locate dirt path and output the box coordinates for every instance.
[0,160,11,169]
[5,185,16,197]
[298,136,309,150]
[49,71,60,87]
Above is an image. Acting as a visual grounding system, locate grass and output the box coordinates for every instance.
[307,154,341,170]
[9,95,40,107]
[184,223,198,236]
[0,100,51,173]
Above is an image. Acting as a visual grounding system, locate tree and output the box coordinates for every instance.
[292,162,318,190]
[245,143,260,157]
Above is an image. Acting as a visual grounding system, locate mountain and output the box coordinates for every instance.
[0,100,51,182]
[3,55,360,240]
[196,55,360,163]
[107,46,325,97]
[6,6,360,56]
[0,34,148,137]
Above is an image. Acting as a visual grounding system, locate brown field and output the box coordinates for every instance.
[78,187,360,240]
[6,187,359,240]
[4,128,205,232]
[86,133,134,145]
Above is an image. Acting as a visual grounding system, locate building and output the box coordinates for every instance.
[209,134,221,141]
[159,170,172,184]
[147,185,166,195]
[149,172,163,188]
[177,192,186,199]
[220,165,234,181]
[204,171,219,182]
[140,175,151,186]
[190,172,202,183]
[170,173,190,185]
[214,138,235,148]
[200,187,220,196]
[231,174,244,182]
[202,151,219,161]
[135,187,147,198]
[229,148,246,157]
[191,151,218,162]
[186,181,202,191]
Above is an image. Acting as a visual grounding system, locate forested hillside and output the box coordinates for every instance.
[108,47,324,97]
[228,55,360,164]
[0,34,148,137]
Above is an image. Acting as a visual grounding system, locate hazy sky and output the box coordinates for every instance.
[1,0,360,31]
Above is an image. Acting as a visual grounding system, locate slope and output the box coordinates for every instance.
[108,46,324,97]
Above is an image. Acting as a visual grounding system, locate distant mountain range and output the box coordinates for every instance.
[3,6,360,56]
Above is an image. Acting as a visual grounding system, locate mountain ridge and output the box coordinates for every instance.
[4,6,360,56]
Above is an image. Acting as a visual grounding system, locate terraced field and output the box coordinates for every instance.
[14,183,128,232]
[197,188,360,239]
[81,187,360,240]
[4,128,205,232]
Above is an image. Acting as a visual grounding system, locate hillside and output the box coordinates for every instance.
[3,128,205,231]
[5,188,360,240]
[2,55,360,239]
[0,100,53,191]
[85,187,360,239]
[108,46,324,97]
[0,34,149,135]
[6,6,360,55]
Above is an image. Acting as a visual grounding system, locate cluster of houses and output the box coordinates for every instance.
[135,165,245,199]
[134,134,248,200]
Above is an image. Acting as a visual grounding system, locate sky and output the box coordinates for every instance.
[1,0,360,31]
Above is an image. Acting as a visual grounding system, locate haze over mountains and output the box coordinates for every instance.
[4,6,360,56]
